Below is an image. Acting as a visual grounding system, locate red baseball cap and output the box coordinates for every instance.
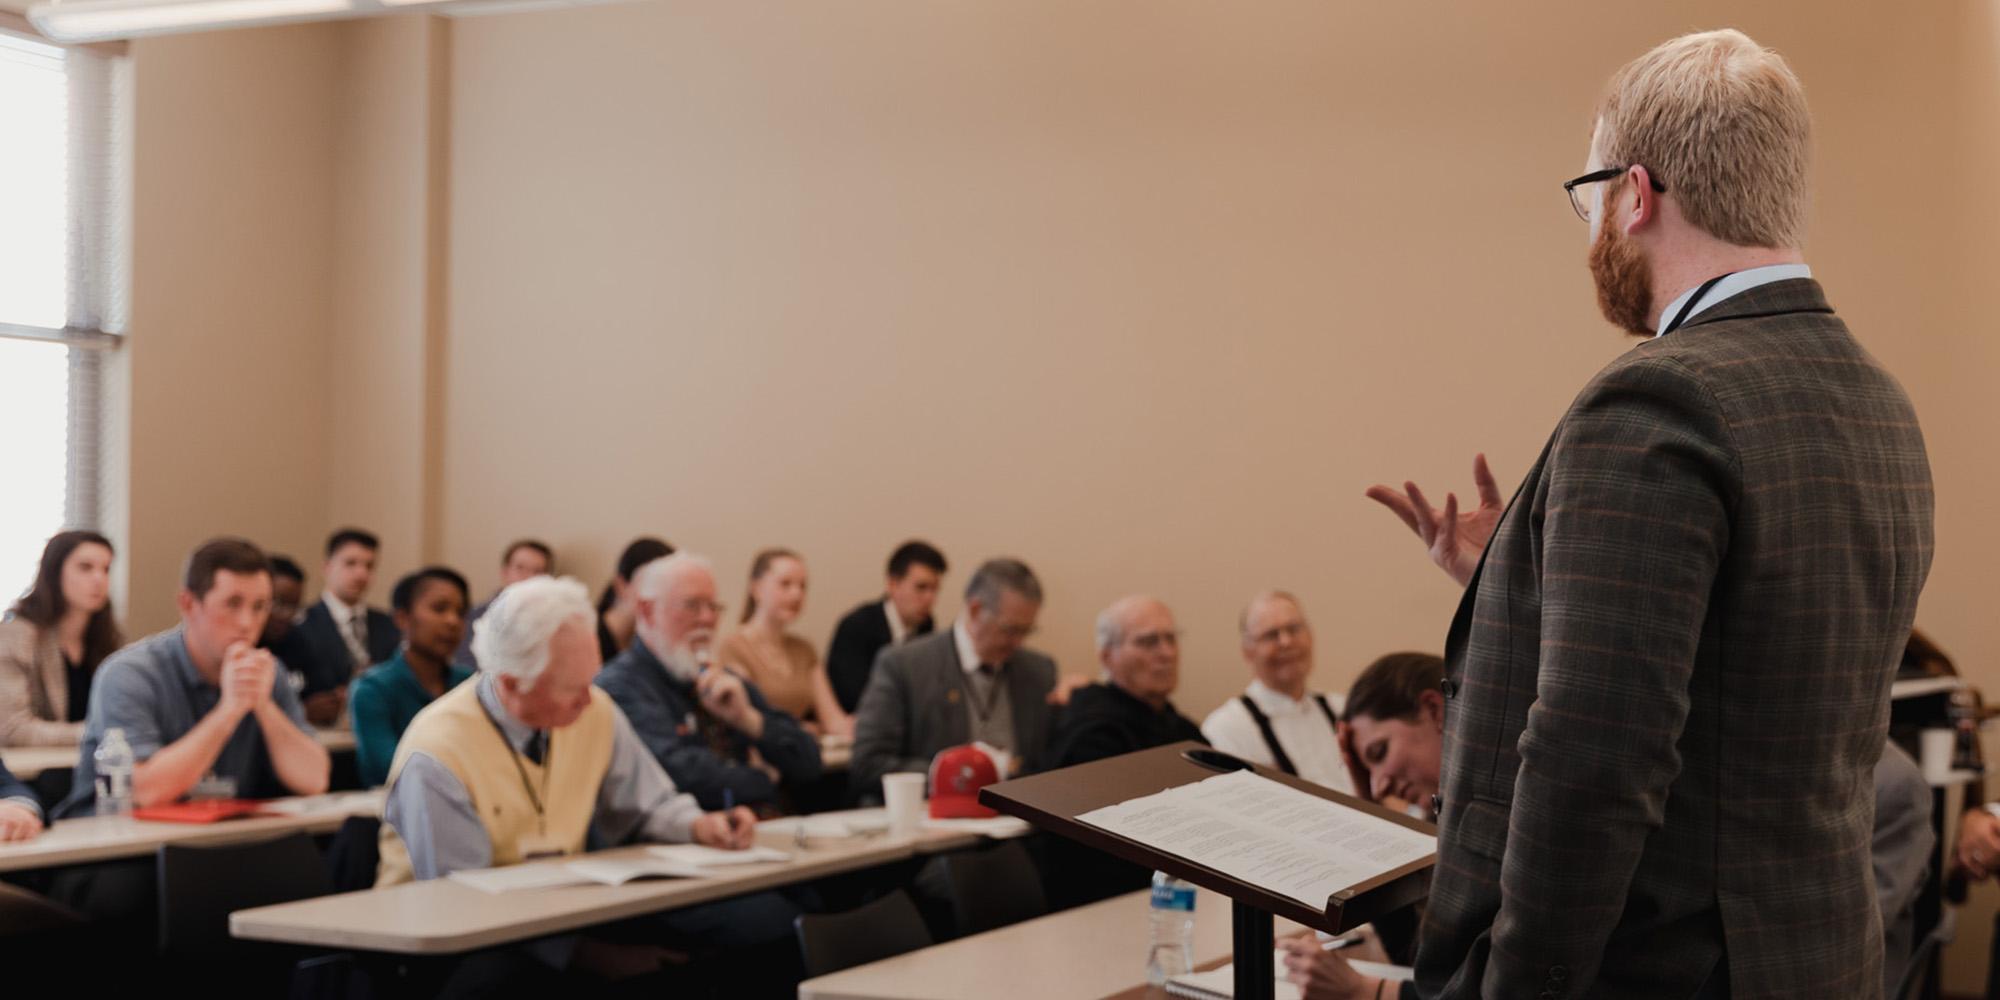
[928,744,1001,819]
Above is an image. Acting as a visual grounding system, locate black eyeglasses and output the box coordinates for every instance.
[1562,166,1667,222]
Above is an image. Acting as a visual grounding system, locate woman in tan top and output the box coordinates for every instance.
[717,548,853,738]
[1,531,122,746]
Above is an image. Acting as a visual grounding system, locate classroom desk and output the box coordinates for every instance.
[231,824,981,955]
[3,728,354,781]
[799,887,1298,1000]
[0,790,383,873]
[0,745,78,781]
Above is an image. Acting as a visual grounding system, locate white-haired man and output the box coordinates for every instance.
[1200,591,1358,795]
[1041,595,1205,908]
[596,554,821,812]
[378,575,800,988]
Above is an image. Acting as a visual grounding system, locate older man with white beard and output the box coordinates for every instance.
[596,553,822,812]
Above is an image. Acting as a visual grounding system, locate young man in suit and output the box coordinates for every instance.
[824,540,947,713]
[293,528,402,725]
[849,557,1056,801]
[1346,30,1934,1000]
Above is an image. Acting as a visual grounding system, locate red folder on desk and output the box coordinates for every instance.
[131,799,272,823]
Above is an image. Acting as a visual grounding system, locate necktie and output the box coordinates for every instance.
[345,613,370,668]
[523,730,548,766]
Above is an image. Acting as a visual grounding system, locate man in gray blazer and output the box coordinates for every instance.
[1348,30,1934,1000]
[850,558,1057,802]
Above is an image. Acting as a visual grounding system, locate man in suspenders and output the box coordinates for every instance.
[1199,591,1358,795]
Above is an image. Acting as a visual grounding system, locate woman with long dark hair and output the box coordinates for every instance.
[596,536,673,661]
[0,531,123,745]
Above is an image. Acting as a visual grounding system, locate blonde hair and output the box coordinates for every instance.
[1595,29,1811,249]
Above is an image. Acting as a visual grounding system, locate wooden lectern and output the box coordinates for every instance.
[980,741,1434,1000]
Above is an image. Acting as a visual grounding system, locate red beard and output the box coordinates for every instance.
[1589,215,1654,337]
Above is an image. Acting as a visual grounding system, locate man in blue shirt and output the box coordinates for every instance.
[59,536,328,817]
[597,553,821,811]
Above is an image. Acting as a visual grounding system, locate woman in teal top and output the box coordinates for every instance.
[350,566,474,787]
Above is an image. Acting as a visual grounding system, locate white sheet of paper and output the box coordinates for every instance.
[1077,770,1434,911]
[644,843,791,867]
[921,815,1033,839]
[446,864,593,894]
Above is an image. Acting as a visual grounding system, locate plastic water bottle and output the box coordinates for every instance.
[95,727,135,817]
[1146,871,1196,985]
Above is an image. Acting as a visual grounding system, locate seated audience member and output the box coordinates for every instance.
[1049,596,1205,766]
[0,755,42,840]
[851,558,1056,800]
[1339,651,1446,810]
[259,554,316,693]
[455,538,552,670]
[596,536,673,662]
[1201,591,1357,794]
[1044,595,1206,907]
[1,531,121,746]
[294,528,401,725]
[1872,743,1933,996]
[597,554,820,811]
[378,576,799,988]
[825,541,946,713]
[1282,653,1932,998]
[350,567,475,787]
[58,537,329,817]
[718,548,851,737]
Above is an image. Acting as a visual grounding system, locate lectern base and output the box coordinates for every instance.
[1234,899,1274,1000]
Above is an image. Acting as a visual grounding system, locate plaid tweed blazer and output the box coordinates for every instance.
[1412,279,1934,1000]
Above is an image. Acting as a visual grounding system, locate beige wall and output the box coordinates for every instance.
[122,24,340,630]
[435,0,1998,714]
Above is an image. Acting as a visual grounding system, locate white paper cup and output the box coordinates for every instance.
[883,772,927,838]
[1920,728,1956,784]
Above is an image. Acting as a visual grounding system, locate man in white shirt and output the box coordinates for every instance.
[1200,591,1358,794]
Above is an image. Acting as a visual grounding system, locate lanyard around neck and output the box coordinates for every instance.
[1661,273,1732,337]
[477,694,552,833]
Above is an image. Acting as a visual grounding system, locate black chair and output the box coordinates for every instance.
[1894,921,1947,1000]
[156,831,333,971]
[794,889,934,977]
[941,840,1048,936]
[323,814,381,893]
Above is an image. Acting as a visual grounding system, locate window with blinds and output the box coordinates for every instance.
[0,31,126,600]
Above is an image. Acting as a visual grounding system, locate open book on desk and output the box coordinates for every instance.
[448,844,792,894]
[1167,954,1414,1000]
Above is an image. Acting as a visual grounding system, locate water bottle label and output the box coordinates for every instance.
[1150,882,1196,912]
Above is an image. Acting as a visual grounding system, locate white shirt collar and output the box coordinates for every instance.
[321,592,361,625]
[1246,677,1311,713]
[1654,263,1813,338]
[952,618,984,675]
[884,598,908,647]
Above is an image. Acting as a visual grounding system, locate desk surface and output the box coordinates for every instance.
[0,745,76,780]
[0,790,383,873]
[232,825,967,955]
[800,887,1292,1000]
[3,727,356,780]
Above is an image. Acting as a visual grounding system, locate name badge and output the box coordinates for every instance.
[517,831,568,861]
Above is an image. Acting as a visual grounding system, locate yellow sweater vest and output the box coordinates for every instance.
[375,680,617,886]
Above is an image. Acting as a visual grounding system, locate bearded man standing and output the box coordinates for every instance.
[1343,29,1935,1000]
